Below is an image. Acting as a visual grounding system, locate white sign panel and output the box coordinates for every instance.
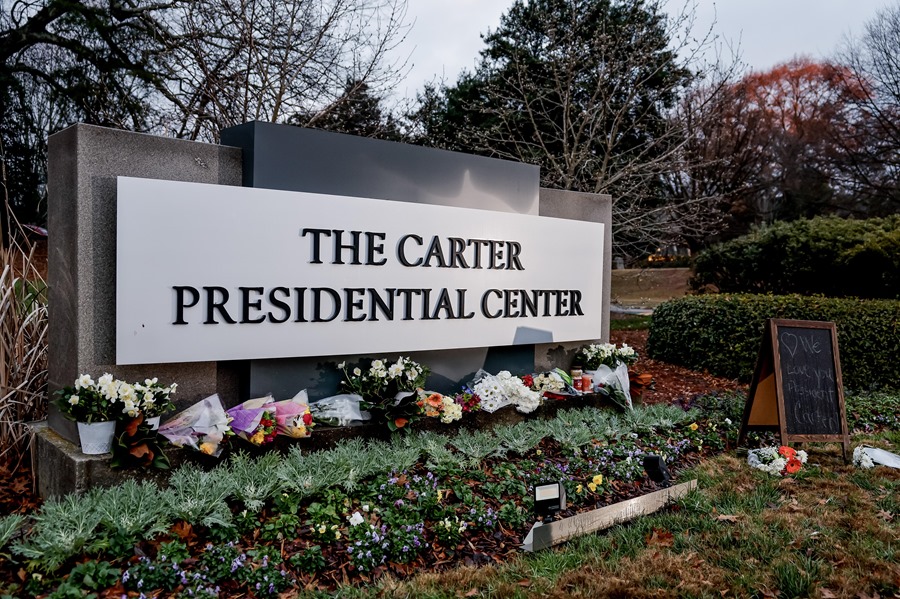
[116,177,604,365]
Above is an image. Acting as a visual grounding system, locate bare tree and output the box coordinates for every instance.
[157,0,410,142]
[409,0,738,256]
[834,2,900,212]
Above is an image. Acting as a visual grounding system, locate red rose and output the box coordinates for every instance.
[303,412,313,425]
[523,375,534,388]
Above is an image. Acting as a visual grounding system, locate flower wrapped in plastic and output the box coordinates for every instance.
[158,394,231,457]
[470,370,542,414]
[309,394,371,427]
[747,445,808,476]
[226,395,277,446]
[274,390,314,438]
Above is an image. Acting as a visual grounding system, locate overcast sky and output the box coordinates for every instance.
[391,0,896,100]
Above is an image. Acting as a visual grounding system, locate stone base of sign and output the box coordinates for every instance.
[33,393,619,498]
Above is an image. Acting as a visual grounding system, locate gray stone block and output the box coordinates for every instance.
[47,124,244,443]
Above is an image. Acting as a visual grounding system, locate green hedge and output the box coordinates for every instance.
[690,216,900,299]
[647,294,900,391]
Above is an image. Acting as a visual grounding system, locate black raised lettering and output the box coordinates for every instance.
[267,287,291,323]
[481,289,502,318]
[365,232,388,266]
[173,286,200,325]
[397,235,424,267]
[301,228,331,264]
[239,286,266,323]
[203,286,236,324]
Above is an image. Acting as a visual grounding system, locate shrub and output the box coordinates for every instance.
[691,216,900,299]
[647,294,900,391]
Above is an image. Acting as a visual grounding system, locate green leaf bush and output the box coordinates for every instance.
[647,294,900,390]
[691,216,900,299]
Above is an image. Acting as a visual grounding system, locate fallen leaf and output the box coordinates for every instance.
[646,529,675,547]
[517,579,531,587]
[821,589,839,598]
[716,514,740,523]
[876,510,893,522]
[464,589,480,597]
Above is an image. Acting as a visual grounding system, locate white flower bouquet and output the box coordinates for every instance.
[470,370,542,414]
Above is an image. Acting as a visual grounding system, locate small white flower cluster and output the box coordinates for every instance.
[367,357,423,384]
[533,371,566,393]
[348,511,365,527]
[132,377,177,417]
[439,396,462,423]
[68,373,176,419]
[473,371,542,414]
[747,446,808,476]
[577,342,638,369]
[437,516,468,535]
[852,446,875,469]
[340,357,427,398]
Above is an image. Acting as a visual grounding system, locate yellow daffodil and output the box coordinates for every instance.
[689,422,699,431]
[576,484,583,494]
[592,474,603,485]
[588,482,597,492]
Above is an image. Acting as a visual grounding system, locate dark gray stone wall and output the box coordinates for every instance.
[47,124,244,441]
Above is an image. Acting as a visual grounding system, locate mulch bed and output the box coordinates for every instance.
[610,329,746,404]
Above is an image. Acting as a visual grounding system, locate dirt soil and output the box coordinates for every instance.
[610,329,746,405]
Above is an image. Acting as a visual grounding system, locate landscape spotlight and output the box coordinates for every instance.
[643,455,671,485]
[534,481,566,518]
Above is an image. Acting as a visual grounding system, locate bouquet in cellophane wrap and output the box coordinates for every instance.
[226,395,277,446]
[158,394,232,457]
[274,390,314,438]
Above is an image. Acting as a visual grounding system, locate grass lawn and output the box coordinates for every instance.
[359,437,900,599]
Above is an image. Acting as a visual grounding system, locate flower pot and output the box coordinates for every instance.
[146,416,161,430]
[76,420,116,455]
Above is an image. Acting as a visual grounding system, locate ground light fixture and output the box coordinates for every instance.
[643,454,671,485]
[534,481,567,518]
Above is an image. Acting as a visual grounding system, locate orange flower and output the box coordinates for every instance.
[394,417,408,429]
[784,457,802,474]
[425,393,443,408]
[779,446,797,459]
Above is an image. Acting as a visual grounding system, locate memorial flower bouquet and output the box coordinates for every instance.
[453,387,481,413]
[574,343,638,370]
[416,390,463,424]
[471,370,542,414]
[55,373,125,423]
[227,396,278,445]
[159,394,232,457]
[273,391,315,438]
[747,445,808,476]
[530,371,567,394]
[338,356,429,430]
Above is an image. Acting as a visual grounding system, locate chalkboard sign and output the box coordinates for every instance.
[738,319,849,460]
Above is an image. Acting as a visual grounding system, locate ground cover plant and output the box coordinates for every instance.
[0,391,896,597]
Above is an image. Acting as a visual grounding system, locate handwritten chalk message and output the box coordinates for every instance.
[777,326,842,436]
